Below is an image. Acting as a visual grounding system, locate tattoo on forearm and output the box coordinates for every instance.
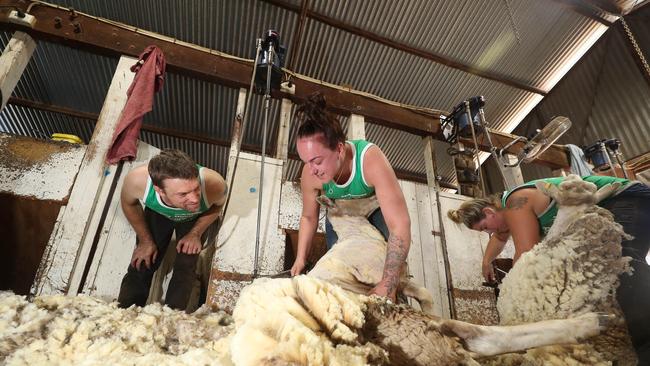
[383,234,409,294]
[506,196,528,210]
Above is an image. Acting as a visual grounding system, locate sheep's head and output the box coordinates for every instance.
[534,174,620,206]
[316,195,379,218]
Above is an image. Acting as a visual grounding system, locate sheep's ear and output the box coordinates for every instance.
[535,181,559,199]
[594,182,621,203]
[316,195,336,209]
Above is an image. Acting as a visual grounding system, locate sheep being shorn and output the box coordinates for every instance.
[0,183,617,366]
[494,175,637,365]
[308,195,435,314]
[229,195,614,366]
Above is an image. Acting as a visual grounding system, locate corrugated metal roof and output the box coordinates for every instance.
[512,10,650,184]
[1,0,647,189]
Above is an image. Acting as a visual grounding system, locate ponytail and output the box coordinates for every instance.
[296,93,345,150]
[446,195,501,229]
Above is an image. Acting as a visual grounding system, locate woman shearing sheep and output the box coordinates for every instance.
[447,175,650,363]
[289,93,411,303]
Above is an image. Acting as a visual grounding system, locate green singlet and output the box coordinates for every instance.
[502,175,633,236]
[142,165,210,222]
[322,140,375,200]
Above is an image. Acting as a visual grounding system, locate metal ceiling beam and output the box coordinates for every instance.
[552,0,615,26]
[0,1,569,168]
[260,0,547,96]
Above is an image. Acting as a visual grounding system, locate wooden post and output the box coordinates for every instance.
[501,154,525,189]
[276,98,293,162]
[423,137,440,192]
[225,88,247,186]
[347,113,365,140]
[421,136,453,318]
[0,32,36,110]
[32,56,137,296]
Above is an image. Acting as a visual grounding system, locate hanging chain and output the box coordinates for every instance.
[621,17,650,79]
[503,0,521,44]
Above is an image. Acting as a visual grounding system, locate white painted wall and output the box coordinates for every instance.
[0,134,85,201]
[208,152,287,310]
[214,152,285,275]
[399,180,451,318]
[278,181,325,233]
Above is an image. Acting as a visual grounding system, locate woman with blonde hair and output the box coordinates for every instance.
[448,175,650,362]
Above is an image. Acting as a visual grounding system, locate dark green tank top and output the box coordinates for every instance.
[142,165,210,222]
[502,175,631,236]
[322,140,375,200]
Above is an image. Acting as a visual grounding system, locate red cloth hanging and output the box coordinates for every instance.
[106,46,166,164]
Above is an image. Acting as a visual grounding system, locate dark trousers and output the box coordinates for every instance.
[325,207,389,250]
[117,208,201,311]
[600,183,650,363]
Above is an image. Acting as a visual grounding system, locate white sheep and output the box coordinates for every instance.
[494,174,637,365]
[309,195,434,314]
[228,194,616,366]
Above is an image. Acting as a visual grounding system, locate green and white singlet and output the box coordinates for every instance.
[322,140,376,200]
[142,166,210,222]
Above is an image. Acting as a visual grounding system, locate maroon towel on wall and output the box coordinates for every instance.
[106,46,166,164]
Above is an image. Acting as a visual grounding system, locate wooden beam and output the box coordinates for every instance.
[8,96,98,119]
[347,114,365,140]
[8,94,571,169]
[285,0,309,70]
[0,31,36,110]
[626,150,650,173]
[275,98,292,161]
[260,0,547,96]
[0,1,440,137]
[460,129,569,170]
[7,96,264,154]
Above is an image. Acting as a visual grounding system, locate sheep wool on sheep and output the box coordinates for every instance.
[495,175,637,365]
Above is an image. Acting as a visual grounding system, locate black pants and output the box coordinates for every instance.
[117,208,202,311]
[600,183,650,364]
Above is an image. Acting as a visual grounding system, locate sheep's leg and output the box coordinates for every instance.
[401,280,435,315]
[441,312,613,357]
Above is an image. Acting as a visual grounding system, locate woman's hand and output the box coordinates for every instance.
[291,258,306,276]
[482,259,496,283]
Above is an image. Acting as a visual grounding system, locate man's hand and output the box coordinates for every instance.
[482,260,496,283]
[177,233,202,254]
[131,241,158,271]
[290,258,306,276]
[368,279,397,302]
